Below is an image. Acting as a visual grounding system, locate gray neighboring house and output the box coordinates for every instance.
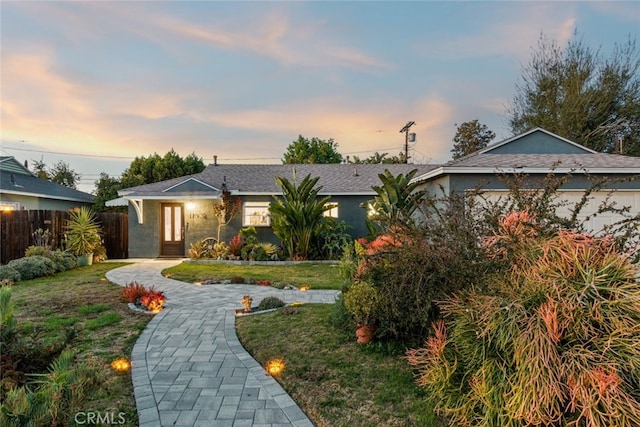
[111,163,437,258]
[0,156,94,211]
[412,128,640,233]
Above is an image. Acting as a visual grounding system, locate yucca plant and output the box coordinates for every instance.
[64,207,101,256]
[407,212,640,426]
[269,171,332,260]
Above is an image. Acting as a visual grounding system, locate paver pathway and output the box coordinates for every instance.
[106,259,339,427]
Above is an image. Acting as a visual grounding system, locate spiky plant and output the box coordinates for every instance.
[407,213,640,426]
[269,171,332,260]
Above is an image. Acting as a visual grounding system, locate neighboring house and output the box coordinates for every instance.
[111,163,437,258]
[412,128,640,234]
[0,156,94,211]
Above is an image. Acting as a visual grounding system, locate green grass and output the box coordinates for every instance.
[236,304,443,427]
[163,261,344,290]
[5,262,151,426]
[85,312,123,330]
[77,303,111,315]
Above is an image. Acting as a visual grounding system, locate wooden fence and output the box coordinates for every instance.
[0,210,128,264]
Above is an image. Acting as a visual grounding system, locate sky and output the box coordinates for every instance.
[1,1,639,193]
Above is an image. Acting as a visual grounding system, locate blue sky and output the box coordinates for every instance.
[1,1,639,192]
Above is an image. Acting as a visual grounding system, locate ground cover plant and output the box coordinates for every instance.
[235,304,443,427]
[162,261,342,290]
[0,263,151,426]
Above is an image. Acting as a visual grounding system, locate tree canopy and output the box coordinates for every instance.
[92,149,206,211]
[119,149,206,188]
[282,136,343,164]
[451,120,496,159]
[350,151,407,164]
[30,159,81,189]
[508,32,640,156]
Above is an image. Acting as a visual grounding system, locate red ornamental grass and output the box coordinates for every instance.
[121,281,149,303]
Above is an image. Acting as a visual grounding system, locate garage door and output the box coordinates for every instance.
[479,190,640,235]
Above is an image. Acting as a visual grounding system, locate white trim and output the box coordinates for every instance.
[478,128,597,155]
[163,178,219,192]
[130,199,143,224]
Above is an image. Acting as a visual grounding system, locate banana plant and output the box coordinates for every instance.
[364,169,426,232]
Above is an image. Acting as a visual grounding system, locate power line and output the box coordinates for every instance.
[1,145,136,160]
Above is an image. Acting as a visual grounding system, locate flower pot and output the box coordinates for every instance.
[77,253,93,266]
[355,325,376,344]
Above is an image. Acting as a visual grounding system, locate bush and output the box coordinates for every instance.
[407,213,640,426]
[121,282,149,303]
[0,266,21,283]
[328,292,354,332]
[7,256,56,281]
[47,250,78,272]
[257,296,285,311]
[230,275,245,284]
[24,245,50,258]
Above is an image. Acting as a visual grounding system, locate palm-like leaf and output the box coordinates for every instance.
[270,171,332,259]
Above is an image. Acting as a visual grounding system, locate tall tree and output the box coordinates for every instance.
[120,149,206,186]
[30,159,81,189]
[508,32,640,155]
[451,120,496,159]
[282,136,343,164]
[93,173,125,212]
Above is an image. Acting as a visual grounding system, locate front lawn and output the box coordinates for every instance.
[236,304,442,427]
[4,263,151,426]
[162,261,344,290]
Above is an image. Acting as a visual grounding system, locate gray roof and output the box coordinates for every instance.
[444,153,640,169]
[120,163,439,198]
[0,169,95,203]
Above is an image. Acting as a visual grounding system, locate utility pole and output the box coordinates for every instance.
[399,121,415,164]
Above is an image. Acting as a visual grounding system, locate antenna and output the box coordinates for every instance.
[399,121,415,164]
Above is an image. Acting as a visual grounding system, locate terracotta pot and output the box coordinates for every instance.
[355,325,376,344]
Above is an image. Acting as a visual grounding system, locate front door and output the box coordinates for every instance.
[160,203,185,257]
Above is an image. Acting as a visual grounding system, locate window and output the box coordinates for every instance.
[323,203,339,218]
[243,202,271,226]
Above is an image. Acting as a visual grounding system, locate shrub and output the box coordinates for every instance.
[7,256,56,281]
[328,292,354,332]
[228,235,243,256]
[121,282,149,303]
[47,250,78,272]
[0,266,21,283]
[188,239,208,259]
[407,215,640,426]
[257,296,285,311]
[139,290,165,312]
[24,245,50,258]
[211,242,229,259]
[343,282,380,327]
[230,275,245,284]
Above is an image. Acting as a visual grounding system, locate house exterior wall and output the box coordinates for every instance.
[0,193,92,211]
[488,132,590,154]
[447,173,640,194]
[127,194,374,258]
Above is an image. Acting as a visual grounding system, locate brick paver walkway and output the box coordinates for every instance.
[106,259,339,427]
